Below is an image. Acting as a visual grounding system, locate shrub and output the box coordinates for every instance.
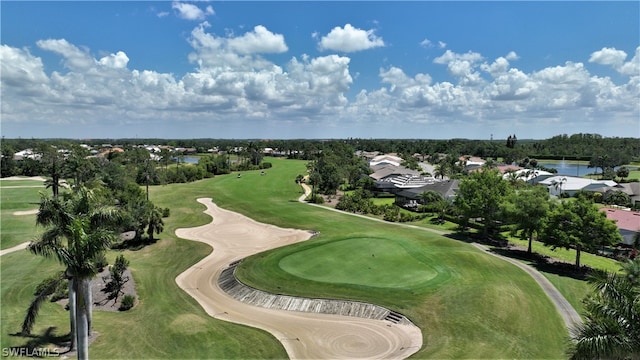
[306,194,325,204]
[94,252,108,272]
[119,294,135,311]
[162,207,170,218]
[260,162,272,169]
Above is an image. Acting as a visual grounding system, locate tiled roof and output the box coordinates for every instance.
[603,208,640,232]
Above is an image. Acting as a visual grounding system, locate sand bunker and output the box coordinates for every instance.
[175,198,422,359]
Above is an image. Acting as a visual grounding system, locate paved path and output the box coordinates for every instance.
[470,243,583,334]
[0,242,29,257]
[298,183,583,334]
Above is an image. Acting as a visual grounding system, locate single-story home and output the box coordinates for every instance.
[538,176,618,197]
[394,179,460,207]
[370,165,419,181]
[602,207,640,246]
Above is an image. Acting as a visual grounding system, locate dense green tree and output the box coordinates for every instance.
[602,190,632,207]
[540,197,622,268]
[616,166,630,182]
[1,143,17,177]
[589,150,631,178]
[503,186,550,254]
[569,259,640,359]
[454,169,512,238]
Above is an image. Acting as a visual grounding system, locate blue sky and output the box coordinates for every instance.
[1,1,638,140]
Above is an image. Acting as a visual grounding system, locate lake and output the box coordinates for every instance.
[539,162,626,177]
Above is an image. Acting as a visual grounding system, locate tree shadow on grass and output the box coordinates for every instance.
[111,237,159,251]
[491,247,593,280]
[9,326,71,356]
[443,232,593,280]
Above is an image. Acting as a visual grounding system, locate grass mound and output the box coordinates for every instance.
[279,237,439,288]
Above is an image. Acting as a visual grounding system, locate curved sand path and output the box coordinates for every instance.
[175,198,422,359]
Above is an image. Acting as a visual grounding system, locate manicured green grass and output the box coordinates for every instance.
[2,158,587,358]
[1,185,42,249]
[1,174,288,359]
[506,236,620,273]
[279,236,440,288]
[371,197,395,206]
[627,170,640,181]
[207,158,569,358]
[541,271,591,316]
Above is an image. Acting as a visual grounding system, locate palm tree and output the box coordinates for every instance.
[66,218,115,359]
[569,258,640,359]
[26,187,120,355]
[433,163,448,180]
[146,205,164,242]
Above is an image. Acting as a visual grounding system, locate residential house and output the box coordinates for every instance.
[502,169,554,185]
[370,154,403,167]
[538,176,618,197]
[602,207,640,246]
[395,180,460,208]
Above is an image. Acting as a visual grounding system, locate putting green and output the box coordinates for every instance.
[279,237,439,288]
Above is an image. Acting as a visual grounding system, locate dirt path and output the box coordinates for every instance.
[175,198,422,359]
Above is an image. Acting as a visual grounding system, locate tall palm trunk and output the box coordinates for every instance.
[86,280,92,334]
[75,278,89,360]
[68,277,77,351]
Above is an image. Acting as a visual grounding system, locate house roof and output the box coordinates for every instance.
[369,165,419,180]
[602,208,640,232]
[370,154,404,167]
[502,169,554,182]
[396,179,460,199]
[539,176,617,191]
[618,182,640,196]
[496,165,524,174]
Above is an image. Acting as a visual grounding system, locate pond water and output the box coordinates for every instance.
[171,156,200,164]
[539,162,628,177]
[539,162,594,176]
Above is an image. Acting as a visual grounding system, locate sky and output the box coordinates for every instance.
[1,1,639,140]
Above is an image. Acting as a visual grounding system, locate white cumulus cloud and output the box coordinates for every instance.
[227,25,288,54]
[318,24,384,52]
[172,1,214,21]
[98,51,130,69]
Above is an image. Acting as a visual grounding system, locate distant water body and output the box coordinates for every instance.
[540,162,610,177]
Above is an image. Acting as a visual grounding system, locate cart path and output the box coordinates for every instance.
[0,242,29,257]
[298,183,582,334]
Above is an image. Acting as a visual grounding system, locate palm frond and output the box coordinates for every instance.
[21,274,65,335]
